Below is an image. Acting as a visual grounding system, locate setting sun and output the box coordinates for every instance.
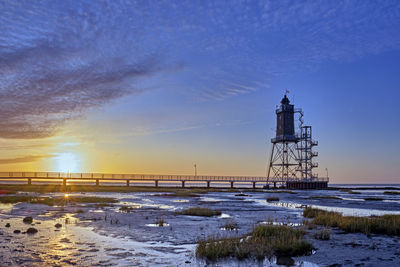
[54,153,81,173]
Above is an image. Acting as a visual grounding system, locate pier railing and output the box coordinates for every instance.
[0,171,329,188]
[0,171,270,181]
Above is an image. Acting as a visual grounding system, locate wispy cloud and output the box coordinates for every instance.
[1,0,399,138]
[0,155,54,164]
[0,1,165,139]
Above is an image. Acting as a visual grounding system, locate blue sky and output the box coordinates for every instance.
[0,0,399,183]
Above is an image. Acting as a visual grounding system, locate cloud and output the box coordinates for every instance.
[0,1,164,139]
[0,155,54,164]
[1,0,399,138]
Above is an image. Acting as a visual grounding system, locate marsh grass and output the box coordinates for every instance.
[222,218,238,230]
[314,228,331,240]
[176,207,221,217]
[119,206,139,213]
[267,190,297,194]
[196,225,312,261]
[167,191,202,197]
[0,195,118,206]
[348,190,361,194]
[303,207,400,236]
[68,196,118,203]
[384,191,400,195]
[155,218,166,227]
[308,196,341,200]
[364,197,384,201]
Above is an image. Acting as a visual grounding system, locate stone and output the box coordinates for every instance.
[26,227,38,234]
[23,217,33,224]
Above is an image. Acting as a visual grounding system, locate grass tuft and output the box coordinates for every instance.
[155,218,166,227]
[222,218,238,230]
[266,197,279,202]
[267,190,297,194]
[196,224,312,261]
[364,197,384,201]
[314,228,331,240]
[308,195,341,200]
[384,191,400,195]
[303,207,400,236]
[176,207,221,217]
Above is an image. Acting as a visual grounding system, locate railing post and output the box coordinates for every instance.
[126,180,130,187]
[28,178,31,186]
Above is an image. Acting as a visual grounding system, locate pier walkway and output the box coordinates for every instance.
[0,172,329,189]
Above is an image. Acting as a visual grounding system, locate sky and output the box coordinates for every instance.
[0,0,399,183]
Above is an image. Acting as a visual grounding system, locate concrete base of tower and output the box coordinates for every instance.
[286,181,328,190]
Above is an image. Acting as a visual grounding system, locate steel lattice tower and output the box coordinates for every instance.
[267,95,301,183]
[267,94,328,189]
[298,126,319,180]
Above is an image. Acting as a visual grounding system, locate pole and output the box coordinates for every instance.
[194,164,197,177]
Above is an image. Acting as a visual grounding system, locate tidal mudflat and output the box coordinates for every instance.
[1,185,400,266]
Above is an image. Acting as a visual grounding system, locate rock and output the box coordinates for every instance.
[26,227,38,234]
[5,223,10,227]
[55,223,62,228]
[23,217,33,224]
[277,257,295,266]
[185,260,191,264]
[13,230,21,234]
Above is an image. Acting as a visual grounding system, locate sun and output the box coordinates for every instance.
[54,152,80,173]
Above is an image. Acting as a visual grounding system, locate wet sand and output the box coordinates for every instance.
[1,187,400,266]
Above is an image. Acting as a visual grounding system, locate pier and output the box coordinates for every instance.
[0,172,328,189]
